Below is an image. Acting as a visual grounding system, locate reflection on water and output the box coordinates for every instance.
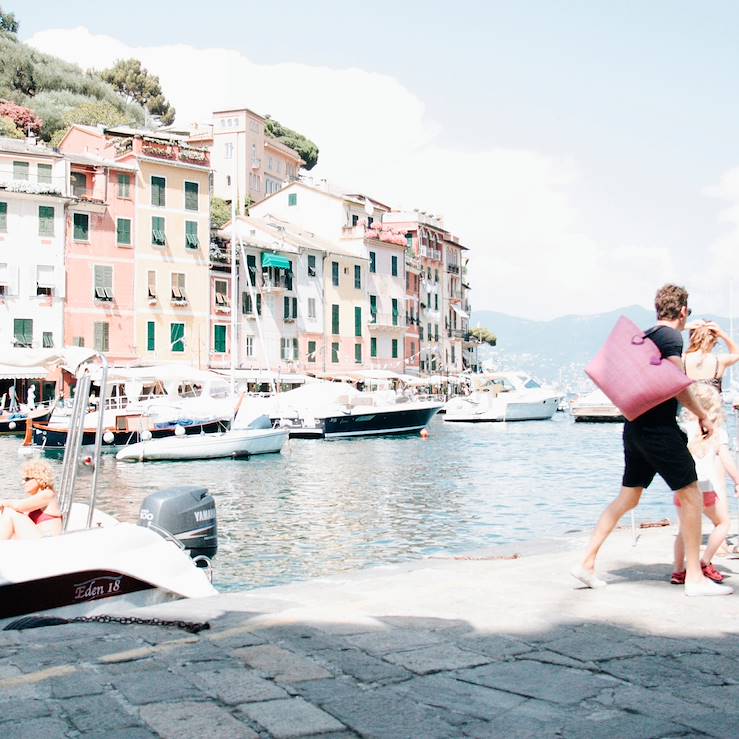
[2,413,730,591]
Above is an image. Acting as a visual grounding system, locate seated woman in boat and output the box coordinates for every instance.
[0,460,63,540]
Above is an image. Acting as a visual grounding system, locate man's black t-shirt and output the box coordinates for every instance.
[626,324,684,428]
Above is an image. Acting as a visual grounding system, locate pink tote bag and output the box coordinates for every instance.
[585,315,692,421]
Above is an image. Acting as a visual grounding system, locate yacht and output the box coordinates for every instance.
[444,372,561,422]
[271,380,443,438]
[570,388,625,422]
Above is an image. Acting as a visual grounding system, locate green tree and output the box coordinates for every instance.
[100,58,175,126]
[210,196,231,229]
[49,100,131,148]
[0,6,18,34]
[264,116,318,170]
[0,115,22,138]
[469,327,497,346]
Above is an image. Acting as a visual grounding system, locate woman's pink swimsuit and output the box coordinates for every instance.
[28,509,62,525]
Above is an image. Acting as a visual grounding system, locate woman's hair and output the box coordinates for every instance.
[687,324,719,355]
[21,459,56,490]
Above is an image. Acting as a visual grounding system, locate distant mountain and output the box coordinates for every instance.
[470,306,731,390]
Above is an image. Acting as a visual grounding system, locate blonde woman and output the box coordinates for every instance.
[0,459,62,540]
[675,320,739,579]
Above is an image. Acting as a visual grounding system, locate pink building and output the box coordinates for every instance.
[58,126,138,361]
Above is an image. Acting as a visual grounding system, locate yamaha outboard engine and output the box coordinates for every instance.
[139,486,217,566]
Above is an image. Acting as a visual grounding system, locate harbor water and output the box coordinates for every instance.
[2,412,736,592]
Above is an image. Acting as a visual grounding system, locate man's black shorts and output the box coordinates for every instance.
[622,422,697,491]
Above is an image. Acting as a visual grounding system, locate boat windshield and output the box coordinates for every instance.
[524,378,541,389]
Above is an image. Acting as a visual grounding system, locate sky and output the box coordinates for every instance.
[19,1,739,319]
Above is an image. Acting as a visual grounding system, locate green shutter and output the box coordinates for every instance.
[37,164,52,185]
[354,264,361,289]
[392,255,398,276]
[94,322,109,352]
[283,296,290,319]
[185,181,199,211]
[288,193,297,206]
[371,337,377,357]
[116,218,131,245]
[242,292,252,314]
[355,343,362,363]
[151,176,166,207]
[331,261,339,286]
[185,220,199,248]
[170,322,185,352]
[392,339,398,359]
[332,304,339,335]
[118,173,130,198]
[0,202,6,232]
[13,161,28,180]
[152,216,165,245]
[406,234,413,248]
[256,293,262,315]
[392,299,399,326]
[354,306,362,337]
[73,213,89,241]
[38,206,54,237]
[370,295,377,321]
[13,318,32,347]
[369,251,376,273]
[308,340,316,362]
[214,325,226,353]
[147,321,155,351]
[331,342,339,363]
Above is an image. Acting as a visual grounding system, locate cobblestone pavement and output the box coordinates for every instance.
[1,525,738,738]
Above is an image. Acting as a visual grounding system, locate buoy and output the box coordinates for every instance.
[103,431,114,444]
[82,455,93,467]
[141,430,152,441]
[174,425,186,437]
[420,428,430,439]
[8,421,15,431]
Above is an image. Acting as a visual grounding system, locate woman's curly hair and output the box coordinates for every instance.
[21,459,56,490]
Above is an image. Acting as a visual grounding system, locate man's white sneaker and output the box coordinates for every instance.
[570,565,607,589]
[684,577,734,597]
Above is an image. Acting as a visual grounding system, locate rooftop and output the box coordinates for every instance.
[0,136,62,158]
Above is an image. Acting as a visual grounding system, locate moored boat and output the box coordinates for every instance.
[570,388,625,423]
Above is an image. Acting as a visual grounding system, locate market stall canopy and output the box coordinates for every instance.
[261,253,291,270]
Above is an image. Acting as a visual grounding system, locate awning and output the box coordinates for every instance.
[261,252,291,270]
[0,365,49,380]
[451,304,470,319]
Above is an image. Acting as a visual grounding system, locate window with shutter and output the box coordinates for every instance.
[392,339,398,359]
[371,337,377,357]
[308,298,316,319]
[288,193,297,206]
[152,216,166,246]
[147,271,157,300]
[355,343,362,363]
[118,173,131,198]
[171,273,187,302]
[94,265,113,301]
[94,322,110,352]
[307,254,316,276]
[214,325,227,353]
[307,340,316,363]
[256,294,262,315]
[184,181,199,211]
[73,213,89,241]
[116,218,132,246]
[283,295,290,320]
[170,323,185,352]
[151,176,166,207]
[292,338,299,360]
[147,321,155,351]
[242,292,252,314]
[215,280,229,306]
[13,318,32,347]
[13,162,29,181]
[331,261,339,287]
[331,304,339,335]
[370,295,377,322]
[42,331,53,348]
[185,220,199,248]
[354,265,361,289]
[369,251,376,273]
[38,206,54,237]
[37,164,52,185]
[246,255,257,285]
[0,202,6,232]
[354,306,362,337]
[391,255,398,277]
[331,342,339,363]
[392,299,399,326]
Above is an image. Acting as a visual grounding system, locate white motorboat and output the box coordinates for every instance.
[570,388,625,423]
[0,349,218,628]
[116,415,288,462]
[271,381,443,438]
[444,372,561,422]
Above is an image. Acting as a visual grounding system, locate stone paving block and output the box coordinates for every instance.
[207,628,267,650]
[234,644,332,683]
[296,681,458,738]
[0,698,52,721]
[383,642,491,674]
[543,632,645,662]
[558,707,683,739]
[316,647,411,685]
[341,628,445,656]
[156,639,230,665]
[8,644,79,672]
[62,693,140,733]
[456,660,618,705]
[307,620,383,636]
[50,670,106,698]
[98,657,162,674]
[194,666,288,704]
[378,615,473,633]
[455,633,533,660]
[254,625,340,654]
[461,698,569,739]
[395,674,527,721]
[140,701,258,739]
[73,636,147,661]
[598,654,724,689]
[80,729,159,739]
[516,649,595,670]
[633,634,716,656]
[674,651,739,679]
[238,697,346,738]
[1,717,71,738]
[671,682,739,712]
[112,669,200,705]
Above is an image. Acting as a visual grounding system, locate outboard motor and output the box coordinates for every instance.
[139,486,217,566]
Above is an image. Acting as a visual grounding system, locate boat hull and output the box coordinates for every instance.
[445,396,559,422]
[31,418,230,451]
[321,404,441,438]
[0,408,52,435]
[116,428,288,462]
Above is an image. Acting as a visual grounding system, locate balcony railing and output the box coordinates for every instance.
[447,264,460,274]
[420,246,442,261]
[261,273,292,292]
[369,312,405,329]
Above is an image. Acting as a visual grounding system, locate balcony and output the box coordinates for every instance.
[260,272,291,293]
[420,245,442,261]
[71,188,107,214]
[405,248,422,272]
[209,243,233,272]
[251,158,261,170]
[369,312,405,331]
[139,137,210,167]
[450,329,466,339]
[447,263,460,274]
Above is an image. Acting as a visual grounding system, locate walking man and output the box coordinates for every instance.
[572,284,733,596]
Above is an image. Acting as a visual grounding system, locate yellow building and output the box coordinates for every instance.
[105,128,211,366]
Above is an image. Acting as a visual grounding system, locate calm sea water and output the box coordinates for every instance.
[2,412,736,591]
